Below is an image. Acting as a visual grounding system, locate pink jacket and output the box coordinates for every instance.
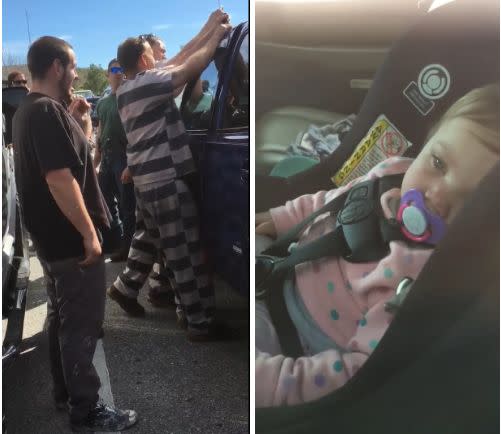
[256,157,433,407]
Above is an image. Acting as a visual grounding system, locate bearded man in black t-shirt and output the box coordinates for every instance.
[12,36,138,432]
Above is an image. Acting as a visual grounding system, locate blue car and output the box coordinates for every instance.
[180,22,249,296]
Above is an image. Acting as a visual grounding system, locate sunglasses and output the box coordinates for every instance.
[110,66,123,74]
[139,33,157,41]
[13,80,28,85]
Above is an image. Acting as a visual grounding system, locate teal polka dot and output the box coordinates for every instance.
[369,339,379,350]
[359,317,367,327]
[383,268,394,279]
[327,282,335,293]
[330,309,339,321]
[345,281,352,290]
[333,360,343,372]
[380,163,388,169]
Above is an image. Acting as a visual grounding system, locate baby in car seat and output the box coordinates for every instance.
[255,84,499,407]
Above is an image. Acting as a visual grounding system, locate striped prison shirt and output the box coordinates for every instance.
[116,68,196,186]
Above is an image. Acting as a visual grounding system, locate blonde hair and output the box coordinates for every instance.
[427,83,500,154]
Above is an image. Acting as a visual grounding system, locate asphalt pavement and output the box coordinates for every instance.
[3,255,249,434]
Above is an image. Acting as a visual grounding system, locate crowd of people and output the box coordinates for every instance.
[11,9,231,432]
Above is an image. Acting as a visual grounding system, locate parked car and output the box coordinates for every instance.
[87,96,101,127]
[101,85,112,98]
[73,89,94,99]
[2,87,30,367]
[180,21,249,296]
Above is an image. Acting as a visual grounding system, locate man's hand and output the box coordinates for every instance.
[69,97,92,139]
[214,23,232,42]
[79,232,102,267]
[120,167,132,184]
[203,9,230,34]
[256,211,277,238]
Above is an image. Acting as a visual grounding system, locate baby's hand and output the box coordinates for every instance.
[256,211,272,227]
[256,221,277,238]
[256,212,277,238]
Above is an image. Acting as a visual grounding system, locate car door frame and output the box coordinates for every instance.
[183,22,250,294]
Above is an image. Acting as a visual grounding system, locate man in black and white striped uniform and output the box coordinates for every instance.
[107,10,231,341]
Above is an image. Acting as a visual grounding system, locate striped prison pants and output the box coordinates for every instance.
[113,178,215,333]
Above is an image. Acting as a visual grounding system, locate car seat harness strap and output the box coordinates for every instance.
[256,173,442,357]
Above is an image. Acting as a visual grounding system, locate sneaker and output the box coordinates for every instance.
[107,285,145,317]
[147,290,176,308]
[71,403,138,432]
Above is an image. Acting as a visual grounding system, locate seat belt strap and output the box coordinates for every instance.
[265,271,305,358]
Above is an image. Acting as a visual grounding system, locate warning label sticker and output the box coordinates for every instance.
[332,114,412,186]
[404,81,435,116]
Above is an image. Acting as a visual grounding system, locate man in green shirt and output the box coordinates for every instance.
[93,59,135,261]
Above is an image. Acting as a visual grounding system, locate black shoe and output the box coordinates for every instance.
[53,390,69,411]
[109,245,130,262]
[55,397,69,411]
[177,315,188,330]
[107,285,145,317]
[147,290,176,308]
[71,403,138,432]
[186,322,236,343]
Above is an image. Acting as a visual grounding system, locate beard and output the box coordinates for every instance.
[59,70,74,105]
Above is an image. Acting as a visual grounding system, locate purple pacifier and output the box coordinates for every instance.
[397,189,446,245]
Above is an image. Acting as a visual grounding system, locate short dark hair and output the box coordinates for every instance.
[140,33,161,47]
[27,36,73,80]
[107,58,119,72]
[117,37,147,76]
[7,71,24,86]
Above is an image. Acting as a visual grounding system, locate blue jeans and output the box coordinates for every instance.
[98,155,136,248]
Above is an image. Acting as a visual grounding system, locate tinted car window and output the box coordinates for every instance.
[221,33,249,129]
[181,60,219,130]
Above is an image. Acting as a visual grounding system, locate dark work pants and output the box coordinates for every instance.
[40,256,106,423]
[99,156,136,246]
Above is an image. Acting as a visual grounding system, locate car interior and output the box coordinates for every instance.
[254,0,499,432]
[255,0,499,207]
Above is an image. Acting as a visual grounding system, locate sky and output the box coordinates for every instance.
[2,0,249,68]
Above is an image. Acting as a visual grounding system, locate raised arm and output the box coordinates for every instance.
[162,9,229,69]
[170,21,231,91]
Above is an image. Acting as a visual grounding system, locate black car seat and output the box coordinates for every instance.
[256,0,499,211]
[256,161,499,434]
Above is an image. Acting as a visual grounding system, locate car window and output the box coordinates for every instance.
[180,29,250,131]
[180,59,220,130]
[220,32,249,129]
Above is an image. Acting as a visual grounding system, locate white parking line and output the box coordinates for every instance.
[93,339,120,434]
